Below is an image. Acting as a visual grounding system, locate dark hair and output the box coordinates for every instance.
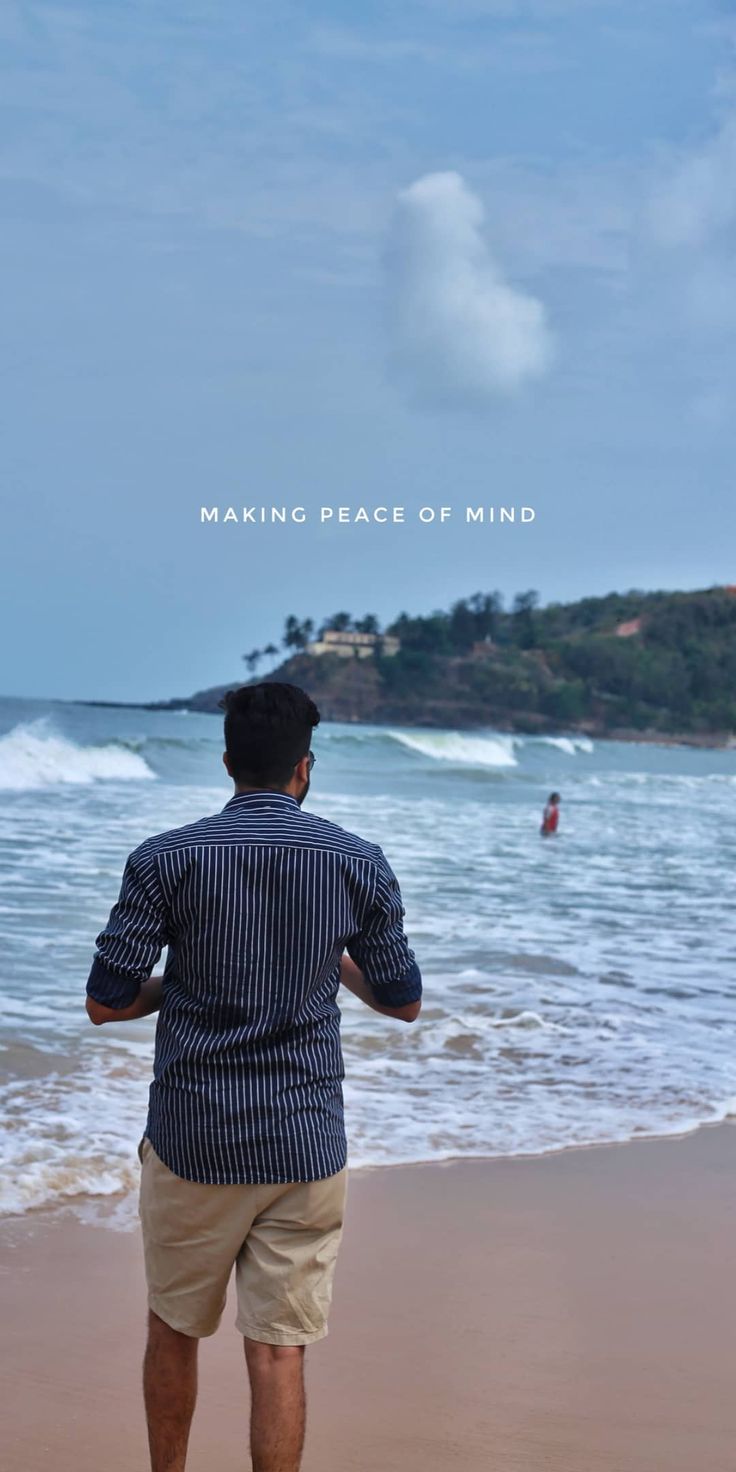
[219,682,320,787]
[549,792,561,803]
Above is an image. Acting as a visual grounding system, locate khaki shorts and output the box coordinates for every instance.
[138,1138,347,1344]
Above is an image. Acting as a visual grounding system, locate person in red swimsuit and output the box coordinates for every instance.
[541,792,561,836]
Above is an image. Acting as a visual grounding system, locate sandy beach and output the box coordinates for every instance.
[2,1123,735,1471]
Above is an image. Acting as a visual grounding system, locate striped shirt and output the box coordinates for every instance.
[86,790,421,1185]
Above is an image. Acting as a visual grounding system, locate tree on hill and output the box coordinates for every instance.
[449,599,477,652]
[319,611,353,636]
[283,616,314,652]
[468,591,503,642]
[511,590,539,649]
[243,648,262,675]
[386,609,453,654]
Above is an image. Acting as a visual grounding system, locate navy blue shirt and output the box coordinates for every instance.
[87,791,421,1185]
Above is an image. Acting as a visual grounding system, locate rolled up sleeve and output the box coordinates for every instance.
[348,853,422,1007]
[86,853,168,1010]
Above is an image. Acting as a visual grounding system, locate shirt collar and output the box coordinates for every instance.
[224,790,300,812]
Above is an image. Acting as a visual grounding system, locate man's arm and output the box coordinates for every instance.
[85,851,169,1024]
[86,974,164,1026]
[343,852,422,1021]
[340,953,421,1023]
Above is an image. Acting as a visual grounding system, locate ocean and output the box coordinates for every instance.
[1,694,734,1220]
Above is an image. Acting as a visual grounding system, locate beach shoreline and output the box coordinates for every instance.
[3,1081,735,1226]
[3,1123,735,1471]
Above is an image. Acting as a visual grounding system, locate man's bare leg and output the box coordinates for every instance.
[143,1310,199,1472]
[244,1338,306,1472]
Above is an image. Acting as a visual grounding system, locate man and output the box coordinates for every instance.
[85,682,421,1472]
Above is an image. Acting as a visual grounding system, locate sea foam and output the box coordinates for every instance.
[388,729,518,768]
[538,735,594,755]
[2,699,735,1221]
[0,721,155,791]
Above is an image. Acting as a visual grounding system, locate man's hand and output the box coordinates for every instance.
[339,954,421,1024]
[86,974,164,1026]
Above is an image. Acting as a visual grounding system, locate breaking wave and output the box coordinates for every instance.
[0,721,155,791]
[388,730,518,768]
[326,726,595,768]
[539,735,594,756]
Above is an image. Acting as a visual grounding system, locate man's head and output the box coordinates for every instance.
[549,792,561,804]
[220,682,320,803]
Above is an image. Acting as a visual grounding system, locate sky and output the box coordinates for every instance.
[2,0,736,700]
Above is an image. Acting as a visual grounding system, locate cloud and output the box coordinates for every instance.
[642,90,736,370]
[306,24,560,75]
[407,0,614,16]
[385,171,553,406]
[648,112,736,249]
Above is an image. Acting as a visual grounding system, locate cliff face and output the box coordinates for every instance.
[165,655,607,736]
[270,654,554,730]
[162,660,389,722]
[162,654,543,728]
[281,654,386,724]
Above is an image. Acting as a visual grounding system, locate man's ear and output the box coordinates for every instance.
[223,751,232,777]
[293,753,310,786]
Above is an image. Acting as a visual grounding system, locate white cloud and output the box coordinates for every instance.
[642,94,736,372]
[648,113,736,248]
[385,171,553,406]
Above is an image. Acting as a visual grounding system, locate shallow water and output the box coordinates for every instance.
[1,695,734,1217]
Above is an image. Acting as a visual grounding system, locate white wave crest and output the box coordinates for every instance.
[0,1057,149,1216]
[539,735,594,755]
[488,1009,548,1029]
[389,729,518,768]
[0,721,155,791]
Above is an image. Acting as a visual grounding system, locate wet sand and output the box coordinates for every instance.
[2,1124,735,1471]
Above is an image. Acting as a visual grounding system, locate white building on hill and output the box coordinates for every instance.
[306,629,400,659]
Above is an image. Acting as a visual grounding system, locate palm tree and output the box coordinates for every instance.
[282,616,314,652]
[243,648,262,675]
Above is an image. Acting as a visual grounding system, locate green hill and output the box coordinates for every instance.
[169,586,736,744]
